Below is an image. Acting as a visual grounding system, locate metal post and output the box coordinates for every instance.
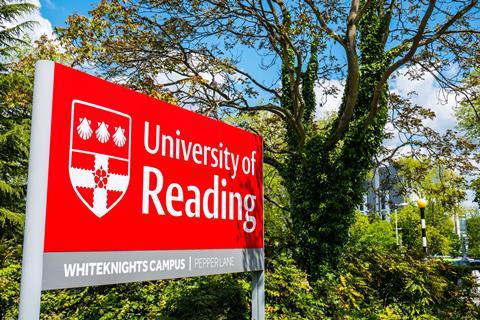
[420,207,427,254]
[462,218,468,260]
[394,202,407,249]
[18,61,54,320]
[252,270,265,320]
[395,209,399,246]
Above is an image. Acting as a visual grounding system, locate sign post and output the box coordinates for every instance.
[252,270,265,320]
[19,60,264,319]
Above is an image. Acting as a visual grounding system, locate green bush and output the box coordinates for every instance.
[0,249,21,320]
[265,254,325,319]
[160,275,249,320]
[313,251,480,319]
[349,212,397,253]
[40,275,249,320]
[467,216,480,259]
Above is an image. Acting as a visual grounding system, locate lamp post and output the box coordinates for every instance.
[417,199,428,254]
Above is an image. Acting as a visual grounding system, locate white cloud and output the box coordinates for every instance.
[316,67,461,155]
[27,0,54,40]
[314,68,459,133]
[391,68,458,134]
[464,190,478,209]
[5,0,54,42]
[381,67,462,158]
[381,67,476,207]
[314,79,344,120]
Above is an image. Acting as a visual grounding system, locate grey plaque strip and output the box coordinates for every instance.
[42,248,264,290]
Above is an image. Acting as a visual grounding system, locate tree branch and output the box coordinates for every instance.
[363,0,437,128]
[303,0,348,49]
[417,0,478,48]
[326,0,361,147]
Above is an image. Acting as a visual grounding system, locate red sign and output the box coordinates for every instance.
[19,61,264,317]
[44,63,263,252]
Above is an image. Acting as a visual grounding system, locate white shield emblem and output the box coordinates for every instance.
[69,100,131,218]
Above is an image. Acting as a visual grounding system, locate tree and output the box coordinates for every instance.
[467,215,480,258]
[395,157,467,213]
[0,36,69,254]
[455,67,480,206]
[472,178,480,204]
[58,0,480,276]
[0,0,37,68]
[389,157,466,255]
[456,68,480,142]
[0,0,38,246]
[348,212,396,253]
[0,38,69,319]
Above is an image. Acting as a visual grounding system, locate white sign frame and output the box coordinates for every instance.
[18,61,54,319]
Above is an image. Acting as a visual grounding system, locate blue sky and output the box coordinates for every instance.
[30,1,464,144]
[39,0,96,27]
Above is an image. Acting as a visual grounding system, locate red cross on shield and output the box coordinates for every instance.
[69,100,131,218]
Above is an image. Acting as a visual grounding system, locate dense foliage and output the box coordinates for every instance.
[0,0,37,70]
[467,216,480,259]
[2,206,480,319]
[0,0,38,259]
[455,67,480,210]
[456,68,480,143]
[390,157,466,256]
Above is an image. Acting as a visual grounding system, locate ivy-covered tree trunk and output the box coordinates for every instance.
[284,2,391,276]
